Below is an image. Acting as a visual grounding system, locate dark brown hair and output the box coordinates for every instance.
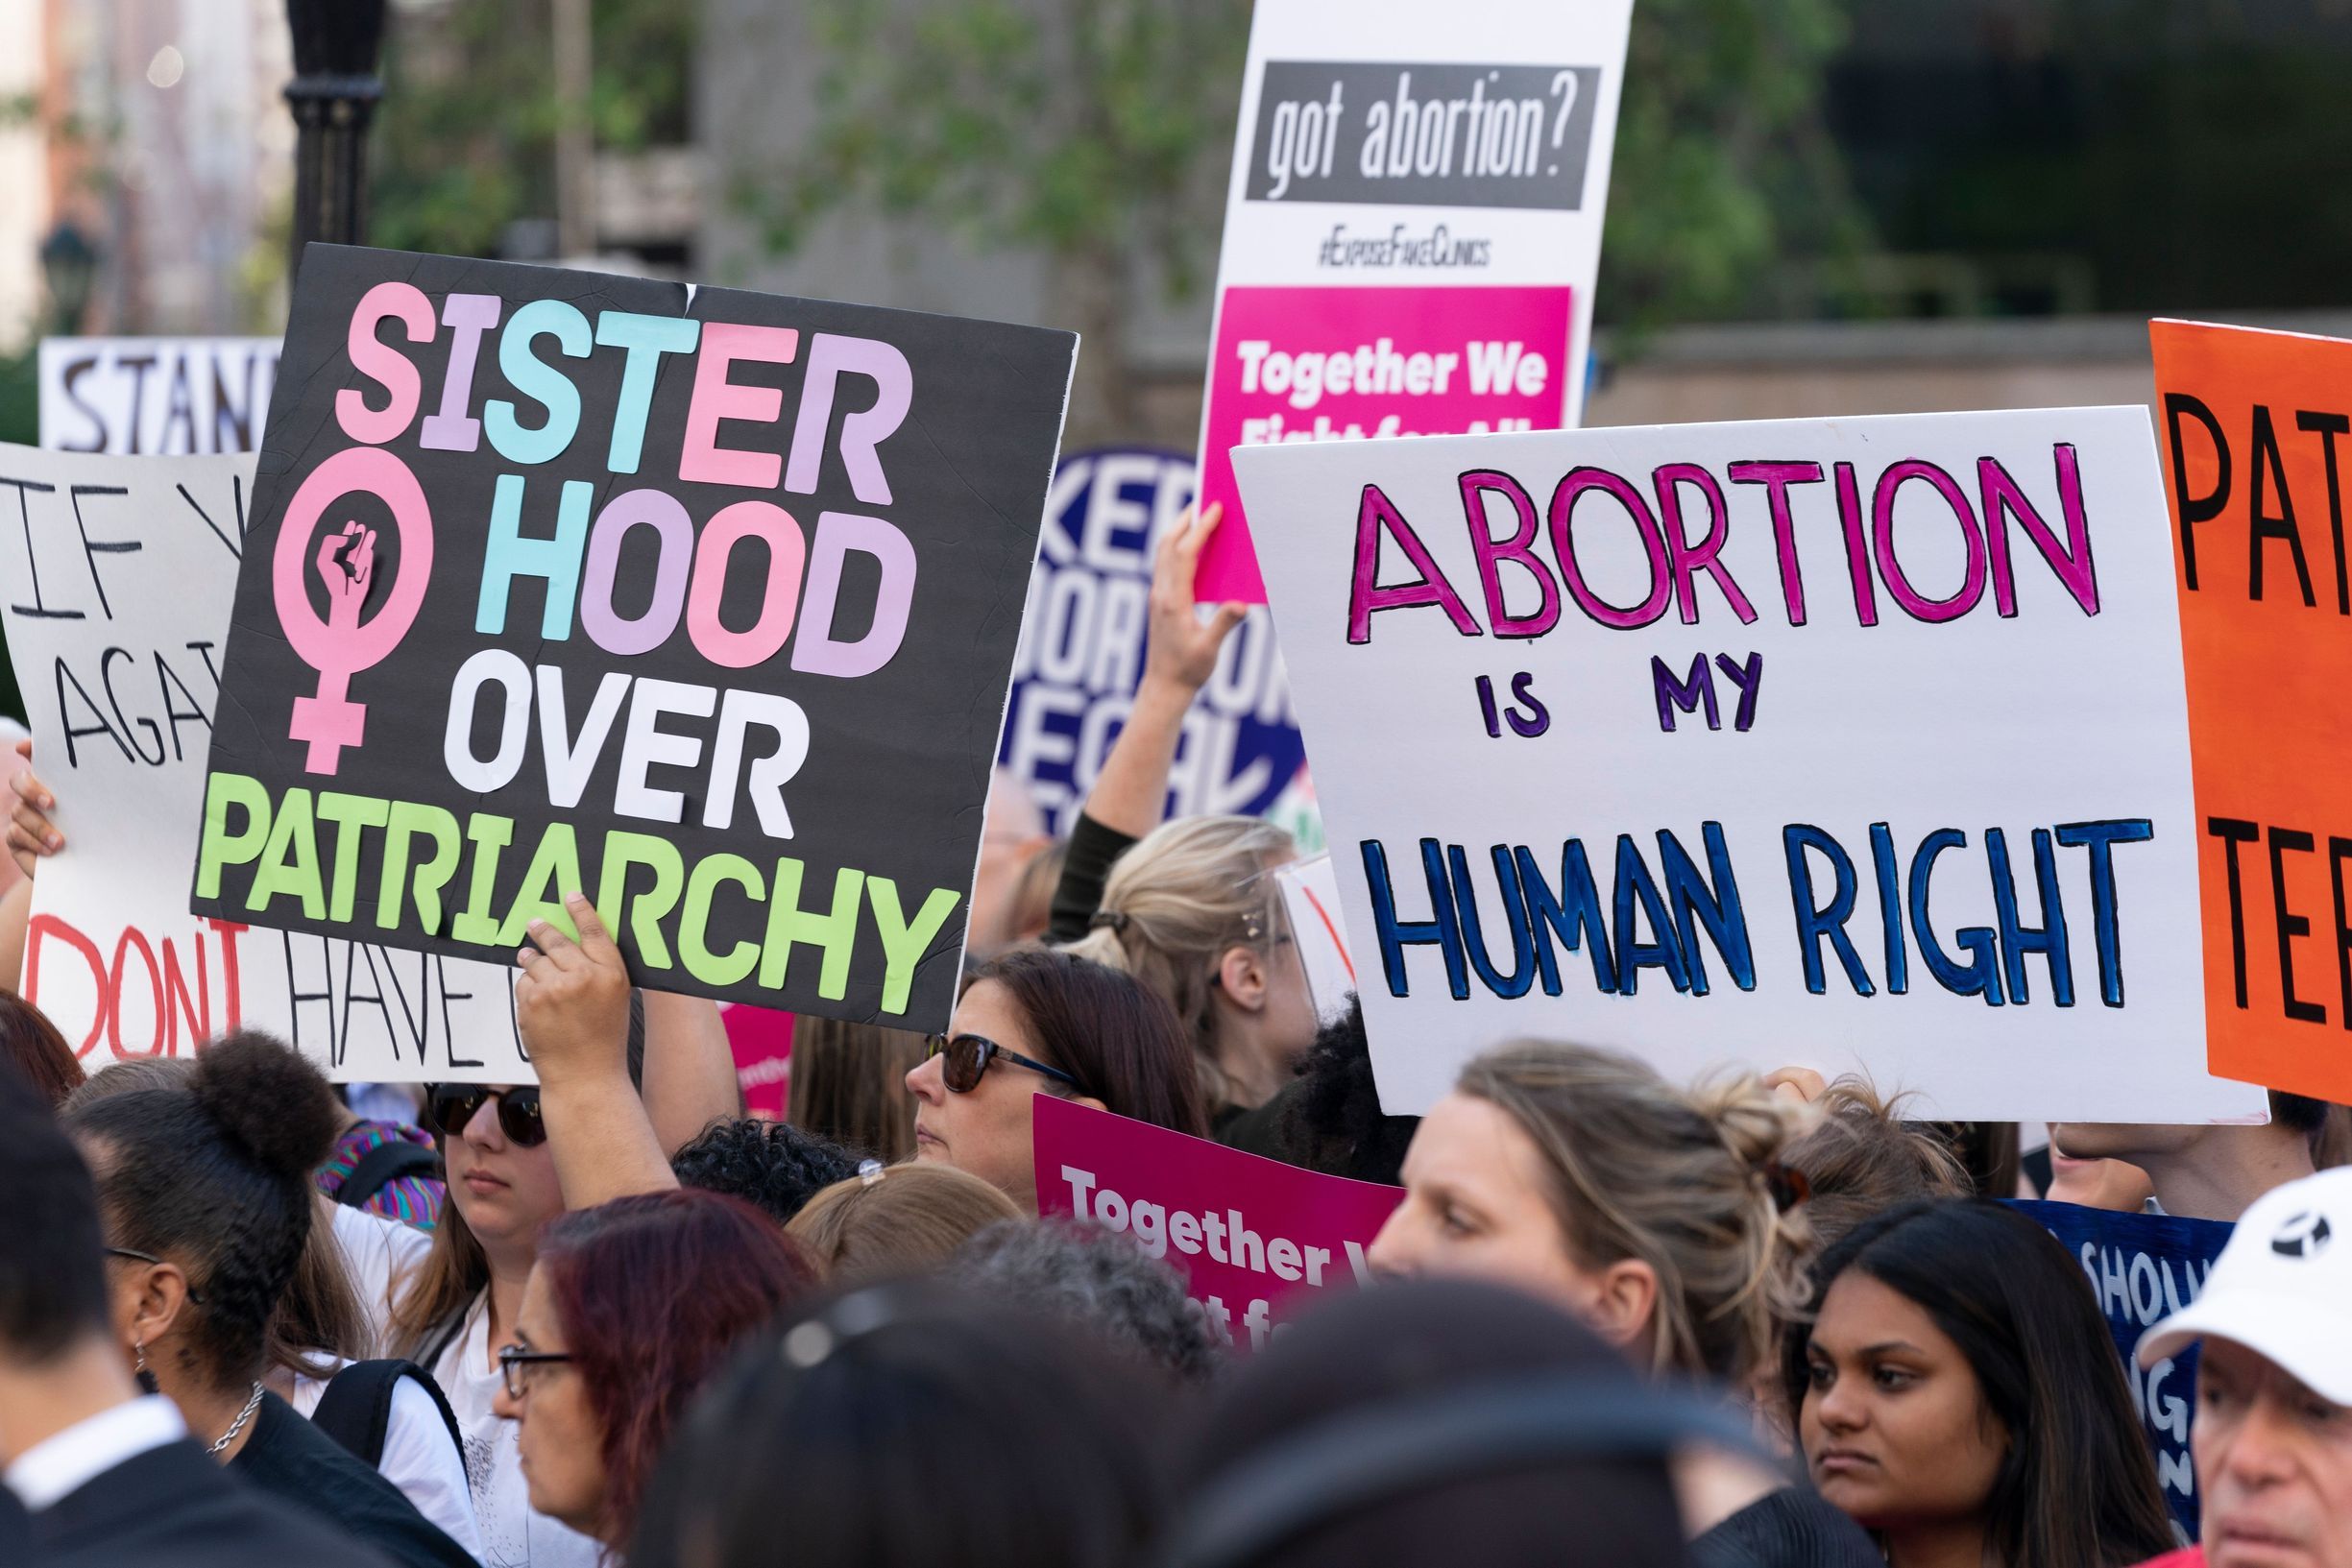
[787,1016,927,1162]
[964,948,1208,1139]
[0,994,84,1108]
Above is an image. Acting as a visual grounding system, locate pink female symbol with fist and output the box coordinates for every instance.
[272,446,435,775]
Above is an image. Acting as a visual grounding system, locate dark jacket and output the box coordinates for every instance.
[229,1391,476,1568]
[28,1435,398,1568]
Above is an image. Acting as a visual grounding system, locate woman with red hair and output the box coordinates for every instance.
[492,1188,817,1553]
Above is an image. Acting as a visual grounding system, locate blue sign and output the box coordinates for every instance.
[2014,1199,2234,1544]
[998,447,1306,835]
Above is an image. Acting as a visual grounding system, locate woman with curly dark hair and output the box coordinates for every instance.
[62,1032,473,1568]
[491,1187,819,1551]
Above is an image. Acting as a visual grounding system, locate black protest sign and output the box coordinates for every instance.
[192,246,1076,1029]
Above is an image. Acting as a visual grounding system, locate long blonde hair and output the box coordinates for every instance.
[1060,814,1297,1109]
[1458,1041,1811,1385]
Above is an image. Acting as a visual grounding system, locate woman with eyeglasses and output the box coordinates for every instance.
[61,1031,476,1568]
[488,1189,816,1554]
[907,946,1208,1212]
[388,1073,607,1568]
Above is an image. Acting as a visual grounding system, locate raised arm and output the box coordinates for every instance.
[517,892,679,1207]
[1081,502,1248,836]
[639,989,744,1154]
[1044,506,1247,944]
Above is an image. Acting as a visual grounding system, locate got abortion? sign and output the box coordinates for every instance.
[191,247,1076,1031]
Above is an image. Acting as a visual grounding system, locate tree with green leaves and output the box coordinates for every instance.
[736,0,1871,438]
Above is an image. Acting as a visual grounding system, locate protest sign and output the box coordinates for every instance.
[190,246,1077,1034]
[0,444,530,1079]
[38,337,281,455]
[1275,852,1358,1023]
[1034,1094,1401,1353]
[1234,409,2271,1122]
[1192,0,1635,602]
[998,446,1306,832]
[721,1002,795,1118]
[2015,1198,2232,1542]
[2150,320,2352,1102]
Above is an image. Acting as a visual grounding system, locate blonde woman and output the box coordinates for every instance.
[1060,814,1317,1126]
[1370,1040,1879,1568]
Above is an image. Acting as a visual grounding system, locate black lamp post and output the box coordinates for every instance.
[37,221,97,335]
[283,0,389,278]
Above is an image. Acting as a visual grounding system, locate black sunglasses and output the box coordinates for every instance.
[927,1032,1086,1096]
[425,1084,546,1146]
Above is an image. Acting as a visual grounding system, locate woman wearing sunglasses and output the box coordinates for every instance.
[906,946,1207,1212]
[488,1189,816,1552]
[384,1075,605,1568]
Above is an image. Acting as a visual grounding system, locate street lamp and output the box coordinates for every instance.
[37,221,97,335]
[283,0,389,279]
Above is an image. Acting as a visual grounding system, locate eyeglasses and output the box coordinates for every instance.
[424,1084,546,1146]
[497,1344,574,1401]
[105,1246,206,1305]
[926,1032,1086,1096]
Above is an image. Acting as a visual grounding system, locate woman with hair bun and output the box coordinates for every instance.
[1368,1039,1878,1568]
[1059,814,1317,1127]
[63,1032,474,1568]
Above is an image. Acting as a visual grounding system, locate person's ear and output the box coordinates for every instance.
[1585,1258,1661,1355]
[1071,1092,1107,1115]
[127,1261,195,1351]
[1216,945,1269,1012]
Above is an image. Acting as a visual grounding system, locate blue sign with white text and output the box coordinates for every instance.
[2014,1199,2233,1544]
[998,447,1305,835]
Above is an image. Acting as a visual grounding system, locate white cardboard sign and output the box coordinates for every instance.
[1234,408,2268,1122]
[38,337,281,455]
[1276,852,1359,1024]
[0,445,527,1080]
[1191,0,1636,601]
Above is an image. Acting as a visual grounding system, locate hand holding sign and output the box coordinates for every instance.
[8,740,61,878]
[515,892,634,1090]
[1146,503,1249,696]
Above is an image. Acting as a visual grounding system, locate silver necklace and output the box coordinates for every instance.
[207,1382,265,1456]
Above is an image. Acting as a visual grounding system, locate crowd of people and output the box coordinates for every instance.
[3,502,2351,1568]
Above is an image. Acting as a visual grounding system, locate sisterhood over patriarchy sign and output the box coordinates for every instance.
[1236,409,2269,1122]
[192,247,1076,1031]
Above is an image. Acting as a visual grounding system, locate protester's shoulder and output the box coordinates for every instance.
[328,1191,436,1278]
[232,1393,473,1568]
[2122,1550,2203,1568]
[1688,1484,1881,1568]
[36,1436,399,1568]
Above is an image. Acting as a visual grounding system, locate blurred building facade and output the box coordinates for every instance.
[4,0,292,350]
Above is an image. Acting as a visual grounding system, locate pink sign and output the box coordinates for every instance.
[1195,284,1574,602]
[1033,1095,1403,1353]
[721,1002,795,1119]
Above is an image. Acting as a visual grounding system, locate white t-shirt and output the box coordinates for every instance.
[432,1292,603,1568]
[292,1359,486,1561]
[328,1199,437,1358]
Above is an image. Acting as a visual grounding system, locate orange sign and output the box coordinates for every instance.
[2152,319,2352,1101]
